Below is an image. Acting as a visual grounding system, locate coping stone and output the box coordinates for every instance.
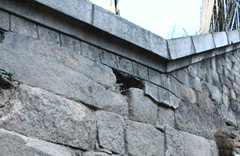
[212,32,229,48]
[168,36,196,60]
[0,10,9,31]
[34,0,93,24]
[192,33,215,53]
[166,56,192,72]
[38,26,60,46]
[227,30,240,44]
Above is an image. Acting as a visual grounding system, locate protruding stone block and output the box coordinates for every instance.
[144,81,159,102]
[60,34,81,53]
[158,107,175,127]
[100,50,117,69]
[116,56,133,74]
[158,87,180,109]
[0,10,9,31]
[81,42,101,61]
[148,68,161,85]
[128,88,158,124]
[133,62,148,80]
[96,111,125,155]
[126,120,164,156]
[168,36,195,60]
[192,33,215,53]
[227,30,240,44]
[11,15,38,38]
[212,32,229,48]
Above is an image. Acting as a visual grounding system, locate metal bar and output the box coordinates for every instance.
[115,0,120,15]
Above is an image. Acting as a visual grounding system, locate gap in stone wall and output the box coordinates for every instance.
[113,69,143,95]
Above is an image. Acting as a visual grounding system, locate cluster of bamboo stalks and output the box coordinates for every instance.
[210,0,240,32]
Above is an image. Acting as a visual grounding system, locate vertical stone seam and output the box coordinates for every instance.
[211,33,217,48]
[36,25,40,39]
[91,4,94,25]
[190,36,197,55]
[166,40,172,60]
[9,14,12,31]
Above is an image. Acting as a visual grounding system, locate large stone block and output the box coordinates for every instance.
[0,84,96,150]
[60,34,81,53]
[116,56,133,75]
[0,33,119,109]
[81,42,101,62]
[192,33,215,53]
[100,50,117,69]
[168,36,195,60]
[10,15,38,38]
[38,26,60,46]
[0,129,75,156]
[227,30,240,44]
[182,131,212,156]
[213,32,229,48]
[148,68,161,85]
[0,10,9,31]
[180,84,197,104]
[96,111,125,155]
[34,0,93,24]
[126,120,164,156]
[158,87,181,109]
[144,81,159,103]
[132,62,148,80]
[128,88,158,124]
[219,104,237,127]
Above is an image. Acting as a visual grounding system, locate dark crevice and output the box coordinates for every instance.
[113,69,143,95]
[0,29,6,43]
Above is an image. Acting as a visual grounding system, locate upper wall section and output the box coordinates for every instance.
[1,0,240,73]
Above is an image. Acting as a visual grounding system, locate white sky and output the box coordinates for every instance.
[92,0,202,39]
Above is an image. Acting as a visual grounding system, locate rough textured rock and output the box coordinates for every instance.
[165,125,184,156]
[83,152,119,156]
[182,131,212,156]
[157,106,175,127]
[0,128,75,156]
[180,84,197,104]
[126,120,164,156]
[96,111,125,155]
[0,84,96,150]
[0,32,120,110]
[128,88,158,124]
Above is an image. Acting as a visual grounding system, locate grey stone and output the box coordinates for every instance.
[148,68,161,85]
[191,50,213,64]
[192,33,215,53]
[182,131,212,156]
[210,84,222,104]
[170,75,182,97]
[126,120,164,156]
[231,89,237,100]
[144,81,159,103]
[132,62,148,80]
[197,92,215,112]
[220,75,232,89]
[171,70,190,87]
[158,87,170,105]
[165,125,184,156]
[38,26,60,46]
[60,34,81,53]
[92,4,169,59]
[166,56,192,72]
[209,140,219,156]
[169,92,181,109]
[224,68,234,81]
[223,93,230,107]
[0,84,96,150]
[234,82,240,95]
[83,152,119,156]
[168,36,195,60]
[180,84,197,104]
[212,32,229,48]
[223,85,230,95]
[34,0,93,24]
[190,77,202,92]
[0,129,75,156]
[128,88,158,124]
[0,10,9,31]
[158,106,175,127]
[219,104,237,127]
[96,111,125,155]
[160,74,172,91]
[10,15,38,38]
[227,30,240,44]
[100,50,117,68]
[116,56,133,74]
[81,42,100,62]
[0,33,119,108]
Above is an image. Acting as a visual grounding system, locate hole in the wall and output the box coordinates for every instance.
[113,69,143,95]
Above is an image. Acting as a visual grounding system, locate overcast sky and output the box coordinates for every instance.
[92,0,202,38]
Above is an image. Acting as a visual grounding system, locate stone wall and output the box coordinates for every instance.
[1,0,240,155]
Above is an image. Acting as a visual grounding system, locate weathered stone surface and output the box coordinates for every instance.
[168,36,195,60]
[144,81,159,102]
[38,26,60,46]
[182,131,212,156]
[180,84,197,104]
[219,104,237,127]
[116,56,133,74]
[100,50,117,69]
[192,33,215,53]
[213,32,229,48]
[82,42,101,61]
[11,15,38,38]
[34,0,93,24]
[165,125,184,156]
[128,88,158,124]
[0,10,9,31]
[176,101,226,139]
[0,32,118,108]
[96,111,125,155]
[172,70,190,87]
[0,128,75,156]
[0,84,96,150]
[126,120,164,156]
[227,30,240,44]
[157,106,175,127]
[60,34,81,53]
[166,56,192,72]
[158,86,181,109]
[83,152,119,156]
[132,62,148,80]
[197,92,215,112]
[190,77,202,92]
[148,68,161,85]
